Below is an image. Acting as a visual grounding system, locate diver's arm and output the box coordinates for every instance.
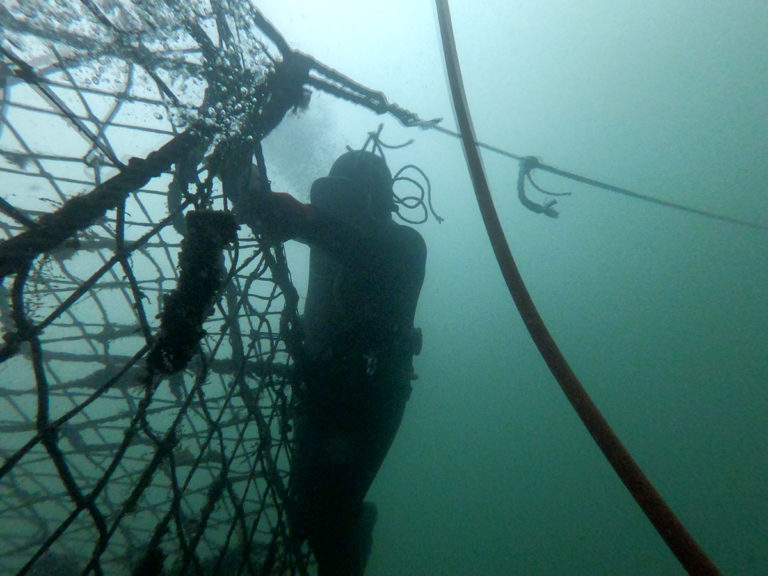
[235,188,350,250]
[239,184,423,272]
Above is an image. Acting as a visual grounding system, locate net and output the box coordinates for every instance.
[0,1,313,574]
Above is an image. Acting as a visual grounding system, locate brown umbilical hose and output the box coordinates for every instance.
[434,1,722,574]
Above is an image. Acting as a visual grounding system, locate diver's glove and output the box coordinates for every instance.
[235,165,313,243]
[254,191,313,243]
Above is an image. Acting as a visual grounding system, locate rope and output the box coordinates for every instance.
[0,44,125,169]
[434,1,723,575]
[392,164,443,224]
[356,124,444,224]
[431,124,768,231]
[0,4,311,574]
[294,40,768,233]
[0,130,206,281]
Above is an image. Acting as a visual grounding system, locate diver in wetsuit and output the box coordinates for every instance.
[242,150,426,576]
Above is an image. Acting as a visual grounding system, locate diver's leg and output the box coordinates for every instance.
[291,395,363,576]
[352,501,378,576]
[351,378,411,502]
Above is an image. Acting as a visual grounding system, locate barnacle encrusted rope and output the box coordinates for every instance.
[0,3,312,575]
[434,1,723,575]
[147,210,239,375]
[0,38,313,283]
[0,128,204,281]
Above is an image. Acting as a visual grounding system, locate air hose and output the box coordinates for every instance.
[433,1,722,574]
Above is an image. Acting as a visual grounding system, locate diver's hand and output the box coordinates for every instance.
[253,191,313,243]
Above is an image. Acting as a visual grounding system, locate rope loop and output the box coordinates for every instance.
[516,156,558,218]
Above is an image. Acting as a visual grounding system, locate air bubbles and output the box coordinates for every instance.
[84,150,108,168]
[170,113,189,129]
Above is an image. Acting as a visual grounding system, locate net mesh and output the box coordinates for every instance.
[0,1,312,574]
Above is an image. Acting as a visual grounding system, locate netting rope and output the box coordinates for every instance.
[0,2,330,575]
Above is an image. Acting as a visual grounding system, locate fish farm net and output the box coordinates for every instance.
[0,2,328,574]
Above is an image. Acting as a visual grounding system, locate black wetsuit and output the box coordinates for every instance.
[289,177,426,576]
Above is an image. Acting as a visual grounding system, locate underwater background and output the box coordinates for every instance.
[1,1,766,574]
[259,1,768,574]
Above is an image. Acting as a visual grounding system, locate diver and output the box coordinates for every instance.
[238,149,426,576]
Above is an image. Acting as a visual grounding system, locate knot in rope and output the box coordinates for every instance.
[517,156,558,218]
